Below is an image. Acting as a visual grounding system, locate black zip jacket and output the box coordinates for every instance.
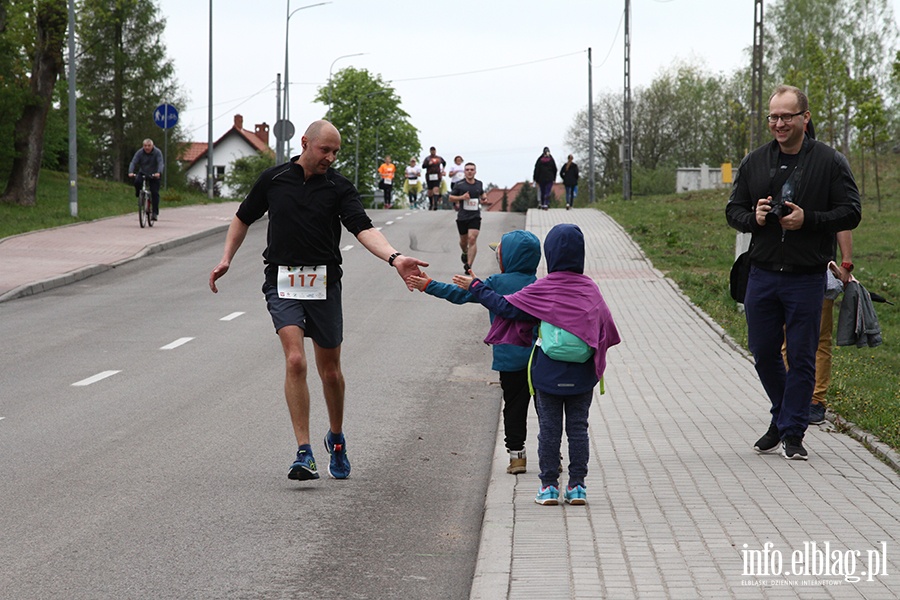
[236,157,373,284]
[725,136,861,273]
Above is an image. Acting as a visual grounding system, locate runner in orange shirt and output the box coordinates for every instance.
[377,155,397,209]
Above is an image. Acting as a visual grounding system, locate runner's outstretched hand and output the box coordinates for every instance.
[394,255,429,290]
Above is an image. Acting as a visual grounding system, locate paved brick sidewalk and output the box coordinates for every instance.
[0,202,240,302]
[470,208,900,600]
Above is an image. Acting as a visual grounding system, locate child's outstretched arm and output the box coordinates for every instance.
[407,273,432,291]
[407,272,477,304]
[453,273,531,320]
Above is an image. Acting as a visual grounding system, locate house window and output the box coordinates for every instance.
[215,165,226,179]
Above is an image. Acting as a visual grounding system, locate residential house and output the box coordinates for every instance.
[180,115,273,197]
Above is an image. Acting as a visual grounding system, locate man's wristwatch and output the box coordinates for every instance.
[841,261,854,272]
[388,252,402,267]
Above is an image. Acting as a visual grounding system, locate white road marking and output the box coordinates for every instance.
[395,216,404,220]
[160,337,194,350]
[0,417,5,421]
[220,312,245,321]
[385,221,394,225]
[375,226,383,231]
[72,370,121,387]
[341,245,354,252]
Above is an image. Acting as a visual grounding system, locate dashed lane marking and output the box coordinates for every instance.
[72,370,121,387]
[220,312,245,321]
[160,337,194,350]
[385,221,394,225]
[341,245,354,252]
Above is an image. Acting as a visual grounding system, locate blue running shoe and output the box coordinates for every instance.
[324,430,351,479]
[534,485,559,505]
[564,485,587,506]
[288,445,319,480]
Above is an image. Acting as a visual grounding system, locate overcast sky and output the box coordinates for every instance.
[155,0,898,189]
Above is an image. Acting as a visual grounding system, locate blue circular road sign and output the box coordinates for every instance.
[154,104,179,130]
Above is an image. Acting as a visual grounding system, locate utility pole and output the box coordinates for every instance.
[275,73,283,163]
[67,0,77,217]
[623,0,632,200]
[206,0,214,200]
[588,47,595,203]
[750,0,764,149]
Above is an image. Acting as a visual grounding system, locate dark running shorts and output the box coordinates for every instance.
[263,280,343,348]
[457,217,482,235]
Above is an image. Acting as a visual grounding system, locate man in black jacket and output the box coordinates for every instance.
[726,85,861,460]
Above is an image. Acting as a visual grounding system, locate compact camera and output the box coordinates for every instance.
[766,181,794,223]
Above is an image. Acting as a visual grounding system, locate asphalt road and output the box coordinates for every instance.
[0,209,526,599]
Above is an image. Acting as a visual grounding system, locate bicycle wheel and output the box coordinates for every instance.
[139,192,147,228]
[146,194,154,227]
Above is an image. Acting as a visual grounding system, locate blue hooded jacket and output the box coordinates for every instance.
[423,230,541,371]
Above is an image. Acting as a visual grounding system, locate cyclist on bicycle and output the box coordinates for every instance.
[128,138,164,221]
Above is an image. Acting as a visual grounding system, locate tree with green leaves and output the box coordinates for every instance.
[75,0,185,182]
[1,0,67,206]
[314,67,419,202]
[224,152,277,199]
[511,183,538,213]
[851,76,889,209]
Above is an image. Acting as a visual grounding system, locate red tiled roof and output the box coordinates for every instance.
[180,142,208,164]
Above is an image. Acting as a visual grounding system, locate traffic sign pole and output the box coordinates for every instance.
[154,103,180,190]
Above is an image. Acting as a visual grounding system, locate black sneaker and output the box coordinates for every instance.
[809,402,826,425]
[753,424,780,453]
[463,263,472,275]
[782,437,808,460]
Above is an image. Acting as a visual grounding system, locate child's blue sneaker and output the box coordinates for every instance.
[324,430,351,479]
[534,485,559,505]
[564,485,587,506]
[288,446,319,480]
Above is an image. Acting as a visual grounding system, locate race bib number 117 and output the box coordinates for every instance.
[277,265,326,300]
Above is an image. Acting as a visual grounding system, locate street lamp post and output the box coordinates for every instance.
[374,117,390,170]
[355,90,387,188]
[327,52,366,120]
[282,1,330,161]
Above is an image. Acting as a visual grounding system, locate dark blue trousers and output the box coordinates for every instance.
[535,389,593,489]
[744,266,826,439]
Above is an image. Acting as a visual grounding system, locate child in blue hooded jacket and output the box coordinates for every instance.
[407,230,542,474]
[453,224,621,506]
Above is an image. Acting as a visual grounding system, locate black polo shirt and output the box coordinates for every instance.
[236,158,373,284]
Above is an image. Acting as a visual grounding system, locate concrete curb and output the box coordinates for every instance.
[469,424,515,600]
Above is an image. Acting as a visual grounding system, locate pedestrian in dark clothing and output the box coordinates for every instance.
[533,147,557,210]
[560,154,579,210]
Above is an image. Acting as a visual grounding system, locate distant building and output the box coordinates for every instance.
[675,164,730,193]
[179,115,273,197]
[482,182,566,212]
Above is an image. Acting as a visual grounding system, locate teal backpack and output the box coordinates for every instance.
[526,321,601,396]
[537,321,594,363]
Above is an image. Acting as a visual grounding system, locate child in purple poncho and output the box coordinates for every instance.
[452,223,621,506]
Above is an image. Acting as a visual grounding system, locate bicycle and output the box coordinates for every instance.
[131,172,156,228]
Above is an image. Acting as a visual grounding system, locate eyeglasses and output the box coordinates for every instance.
[766,111,805,124]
